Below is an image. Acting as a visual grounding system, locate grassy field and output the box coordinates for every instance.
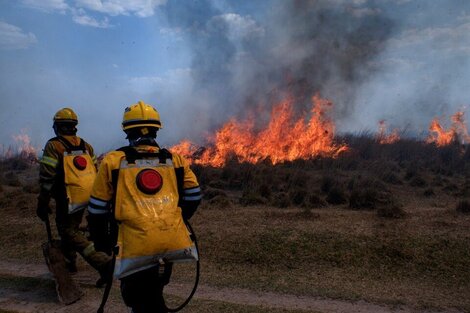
[0,137,469,312]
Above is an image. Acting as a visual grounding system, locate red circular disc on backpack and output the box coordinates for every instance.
[73,156,87,170]
[136,169,163,194]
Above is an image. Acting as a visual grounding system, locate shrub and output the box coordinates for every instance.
[4,172,21,187]
[409,176,427,187]
[423,188,435,197]
[321,175,338,193]
[456,199,470,214]
[203,187,227,200]
[288,170,310,188]
[239,190,267,206]
[304,193,327,208]
[349,176,398,210]
[349,187,380,210]
[0,155,32,171]
[258,183,272,199]
[207,179,227,189]
[381,171,403,185]
[326,186,347,205]
[272,192,290,208]
[442,183,459,193]
[404,168,417,180]
[289,188,307,206]
[207,195,232,209]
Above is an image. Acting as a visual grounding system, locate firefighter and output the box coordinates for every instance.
[87,100,202,313]
[36,108,111,286]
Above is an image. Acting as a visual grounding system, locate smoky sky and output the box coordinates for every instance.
[159,0,395,139]
[2,0,469,152]
[157,0,469,144]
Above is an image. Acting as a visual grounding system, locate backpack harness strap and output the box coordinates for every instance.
[54,136,86,153]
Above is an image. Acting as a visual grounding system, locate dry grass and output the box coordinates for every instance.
[193,204,470,310]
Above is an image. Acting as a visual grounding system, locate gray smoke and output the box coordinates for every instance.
[157,0,469,144]
[157,0,395,143]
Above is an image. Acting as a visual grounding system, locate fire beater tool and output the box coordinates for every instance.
[42,213,83,305]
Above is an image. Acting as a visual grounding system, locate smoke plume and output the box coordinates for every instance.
[158,0,469,144]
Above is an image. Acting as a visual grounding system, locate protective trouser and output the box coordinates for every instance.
[55,197,110,270]
[120,265,172,313]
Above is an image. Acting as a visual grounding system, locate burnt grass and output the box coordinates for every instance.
[1,136,470,311]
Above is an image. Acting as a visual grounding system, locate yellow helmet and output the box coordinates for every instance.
[122,100,162,131]
[53,108,78,124]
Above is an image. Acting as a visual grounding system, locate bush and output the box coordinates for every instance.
[207,179,227,189]
[4,172,21,187]
[0,155,32,171]
[304,193,327,208]
[409,176,427,187]
[203,187,227,200]
[456,199,470,214]
[288,171,310,188]
[258,183,272,199]
[240,190,267,206]
[423,188,435,197]
[321,175,338,193]
[207,195,232,209]
[349,187,380,210]
[289,188,307,206]
[381,171,403,185]
[442,183,459,193]
[404,168,417,181]
[348,176,396,210]
[326,186,347,205]
[272,192,290,208]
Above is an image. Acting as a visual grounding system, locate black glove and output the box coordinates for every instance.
[36,194,52,222]
[87,213,115,255]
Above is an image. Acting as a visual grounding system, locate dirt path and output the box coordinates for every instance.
[0,260,463,313]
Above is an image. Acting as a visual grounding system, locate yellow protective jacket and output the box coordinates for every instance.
[39,136,97,213]
[88,145,202,279]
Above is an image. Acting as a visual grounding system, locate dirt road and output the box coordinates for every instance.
[0,260,464,313]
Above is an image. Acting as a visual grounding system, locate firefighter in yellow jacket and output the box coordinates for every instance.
[37,108,111,285]
[87,101,202,313]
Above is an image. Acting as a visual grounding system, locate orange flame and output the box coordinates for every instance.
[1,129,38,162]
[171,94,348,167]
[427,111,470,147]
[377,120,400,144]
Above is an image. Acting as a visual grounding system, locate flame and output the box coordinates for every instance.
[377,120,400,144]
[1,129,38,162]
[171,94,348,167]
[427,111,470,147]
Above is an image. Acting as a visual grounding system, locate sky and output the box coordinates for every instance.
[0,0,469,154]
